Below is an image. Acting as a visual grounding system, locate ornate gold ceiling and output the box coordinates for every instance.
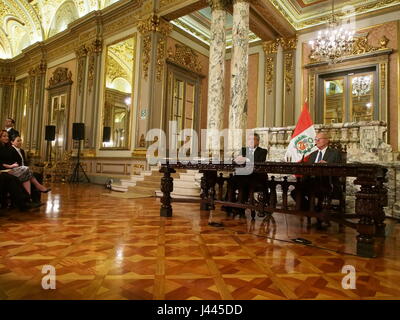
[172,8,260,47]
[0,0,119,59]
[270,0,400,30]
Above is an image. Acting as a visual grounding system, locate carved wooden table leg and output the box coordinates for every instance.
[160,166,175,217]
[199,170,217,211]
[374,176,388,237]
[354,172,378,258]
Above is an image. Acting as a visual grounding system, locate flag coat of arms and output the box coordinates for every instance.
[285,102,317,162]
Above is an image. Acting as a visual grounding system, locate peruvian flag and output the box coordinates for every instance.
[284,101,317,162]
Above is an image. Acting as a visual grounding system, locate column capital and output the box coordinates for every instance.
[263,39,279,55]
[137,13,172,36]
[207,0,231,11]
[279,37,298,51]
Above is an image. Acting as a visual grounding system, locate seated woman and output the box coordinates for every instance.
[1,134,50,196]
[0,130,32,210]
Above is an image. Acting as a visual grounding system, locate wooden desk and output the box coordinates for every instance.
[159,161,388,258]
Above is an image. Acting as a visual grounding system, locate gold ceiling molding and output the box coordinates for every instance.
[103,12,140,36]
[270,0,400,30]
[167,43,203,74]
[172,19,210,44]
[47,67,73,88]
[263,40,279,55]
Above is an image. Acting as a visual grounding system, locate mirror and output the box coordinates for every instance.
[101,35,136,149]
[50,94,67,161]
[323,78,344,124]
[350,73,374,122]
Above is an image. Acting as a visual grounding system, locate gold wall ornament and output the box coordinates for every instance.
[0,75,15,85]
[87,54,95,93]
[37,59,47,74]
[380,35,390,49]
[91,39,103,53]
[139,134,146,147]
[263,40,279,55]
[75,44,89,59]
[77,58,85,95]
[156,38,167,82]
[309,74,315,100]
[280,37,297,51]
[284,53,294,94]
[352,35,374,55]
[48,68,73,88]
[380,63,386,89]
[138,13,172,36]
[142,34,151,79]
[265,57,274,95]
[167,43,203,74]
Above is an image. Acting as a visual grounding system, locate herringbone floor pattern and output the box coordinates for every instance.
[0,184,399,300]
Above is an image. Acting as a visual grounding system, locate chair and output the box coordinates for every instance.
[306,142,347,227]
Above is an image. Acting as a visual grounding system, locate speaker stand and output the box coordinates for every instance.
[69,140,90,184]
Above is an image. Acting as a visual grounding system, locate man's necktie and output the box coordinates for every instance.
[316,150,322,163]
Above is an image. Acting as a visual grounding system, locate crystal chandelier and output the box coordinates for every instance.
[352,76,372,99]
[309,0,355,64]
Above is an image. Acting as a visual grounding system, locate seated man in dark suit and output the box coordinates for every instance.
[4,118,20,140]
[236,133,268,164]
[227,133,268,216]
[292,132,342,227]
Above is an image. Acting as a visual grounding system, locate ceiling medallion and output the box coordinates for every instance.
[308,0,355,64]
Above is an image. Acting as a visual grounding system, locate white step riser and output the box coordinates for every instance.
[155,191,199,200]
[111,186,128,192]
[174,181,200,188]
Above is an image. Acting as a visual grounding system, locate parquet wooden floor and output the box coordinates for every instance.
[0,184,399,300]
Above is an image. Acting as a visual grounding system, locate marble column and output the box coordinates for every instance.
[206,0,228,155]
[228,0,250,153]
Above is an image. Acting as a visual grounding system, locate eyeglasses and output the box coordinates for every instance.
[314,138,327,141]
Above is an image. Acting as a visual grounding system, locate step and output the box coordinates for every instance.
[155,190,200,200]
[171,186,200,196]
[128,185,156,196]
[143,173,181,182]
[120,180,138,188]
[174,180,200,188]
[135,180,160,188]
[111,185,128,192]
